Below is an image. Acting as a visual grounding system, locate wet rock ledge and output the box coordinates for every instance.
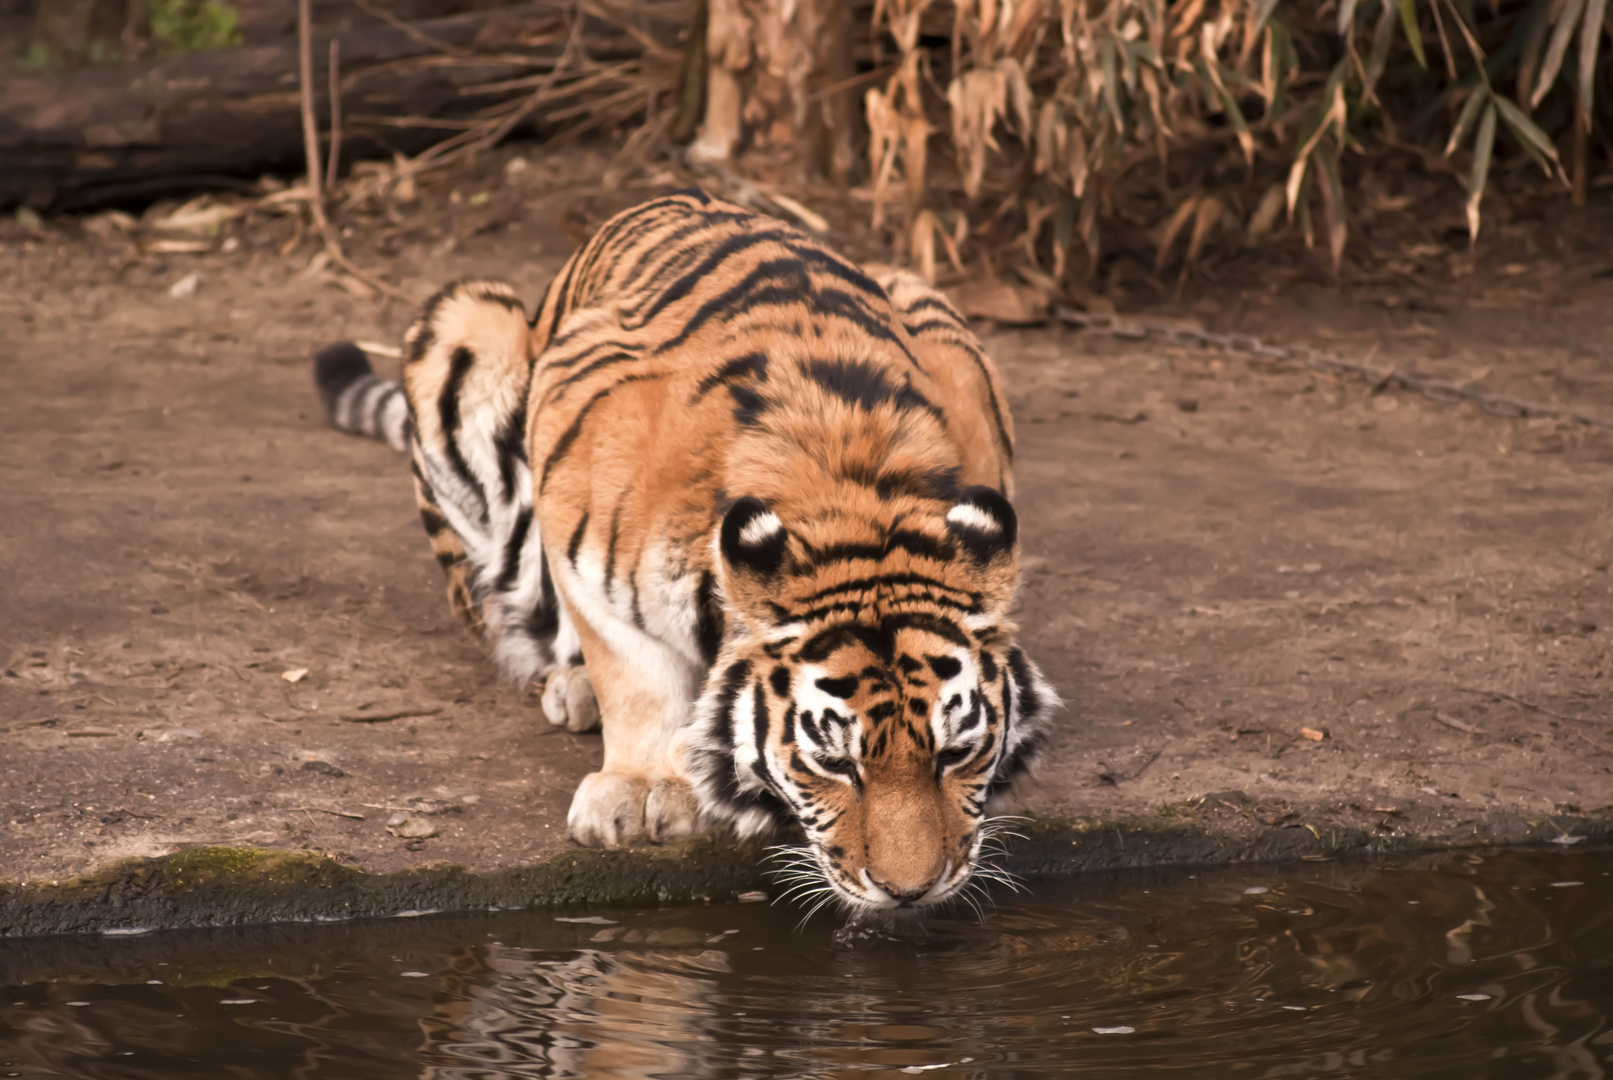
[5,809,1611,938]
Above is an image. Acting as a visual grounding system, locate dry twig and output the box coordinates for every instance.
[297,0,412,303]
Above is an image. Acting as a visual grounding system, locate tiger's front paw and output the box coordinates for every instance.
[566,771,703,848]
[540,665,600,733]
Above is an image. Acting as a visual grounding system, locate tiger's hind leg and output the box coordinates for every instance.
[400,279,591,715]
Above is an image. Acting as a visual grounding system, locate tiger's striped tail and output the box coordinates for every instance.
[314,342,413,452]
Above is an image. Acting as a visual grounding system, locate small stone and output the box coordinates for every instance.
[1176,398,1199,413]
[460,794,480,804]
[301,760,344,778]
[1299,727,1326,741]
[156,729,200,742]
[387,815,438,839]
[1456,993,1491,1002]
[1092,1026,1135,1034]
[1243,886,1269,895]
[736,891,768,903]
[281,668,309,683]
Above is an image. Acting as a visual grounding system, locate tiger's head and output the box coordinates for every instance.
[689,485,1057,914]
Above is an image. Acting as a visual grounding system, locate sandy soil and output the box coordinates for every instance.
[3,148,1611,887]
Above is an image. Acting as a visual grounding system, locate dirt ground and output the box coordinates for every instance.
[3,146,1612,891]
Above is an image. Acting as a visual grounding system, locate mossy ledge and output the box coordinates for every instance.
[4,809,1610,938]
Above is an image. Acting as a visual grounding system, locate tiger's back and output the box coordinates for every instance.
[316,189,1054,912]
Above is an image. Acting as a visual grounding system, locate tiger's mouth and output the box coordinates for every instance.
[770,825,1011,918]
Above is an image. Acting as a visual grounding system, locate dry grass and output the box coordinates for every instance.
[856,0,1609,293]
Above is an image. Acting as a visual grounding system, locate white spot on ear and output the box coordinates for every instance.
[946,503,1001,533]
[739,510,783,546]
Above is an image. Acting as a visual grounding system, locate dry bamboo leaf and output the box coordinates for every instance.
[1035,100,1064,175]
[1067,126,1090,197]
[1183,195,1223,266]
[1006,0,1047,56]
[766,193,829,233]
[902,111,932,209]
[912,209,939,282]
[1317,144,1349,274]
[948,68,1012,198]
[998,57,1033,136]
[865,86,900,230]
[937,213,966,275]
[1464,100,1498,241]
[1246,182,1286,239]
[1154,193,1200,274]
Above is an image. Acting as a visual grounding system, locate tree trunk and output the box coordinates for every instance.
[0,4,652,210]
[688,0,855,183]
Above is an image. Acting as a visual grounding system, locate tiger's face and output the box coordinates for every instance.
[690,487,1056,913]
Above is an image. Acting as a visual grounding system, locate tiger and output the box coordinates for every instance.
[312,188,1057,912]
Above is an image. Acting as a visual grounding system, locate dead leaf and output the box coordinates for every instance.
[141,238,212,255]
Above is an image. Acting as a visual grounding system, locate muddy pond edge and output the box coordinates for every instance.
[4,810,1611,938]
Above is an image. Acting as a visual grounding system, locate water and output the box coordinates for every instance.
[2,848,1610,1079]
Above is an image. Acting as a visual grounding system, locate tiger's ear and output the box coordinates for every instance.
[946,486,1018,564]
[720,496,788,578]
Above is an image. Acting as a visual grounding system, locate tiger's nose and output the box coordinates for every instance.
[870,871,941,906]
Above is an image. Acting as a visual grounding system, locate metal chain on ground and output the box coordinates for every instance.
[1052,306,1613,434]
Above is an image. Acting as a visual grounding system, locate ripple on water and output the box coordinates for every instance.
[0,848,1610,1079]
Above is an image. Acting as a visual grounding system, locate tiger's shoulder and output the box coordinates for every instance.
[521,190,1013,488]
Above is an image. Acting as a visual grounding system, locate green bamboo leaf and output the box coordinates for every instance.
[1465,100,1497,241]
[1444,85,1490,156]
[1363,0,1399,104]
[1399,0,1428,69]
[1532,0,1587,108]
[1515,0,1554,105]
[1493,92,1566,175]
[1578,0,1607,115]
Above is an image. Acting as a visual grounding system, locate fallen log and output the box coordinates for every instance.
[0,4,670,211]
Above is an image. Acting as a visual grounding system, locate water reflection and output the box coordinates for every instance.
[0,848,1608,1079]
